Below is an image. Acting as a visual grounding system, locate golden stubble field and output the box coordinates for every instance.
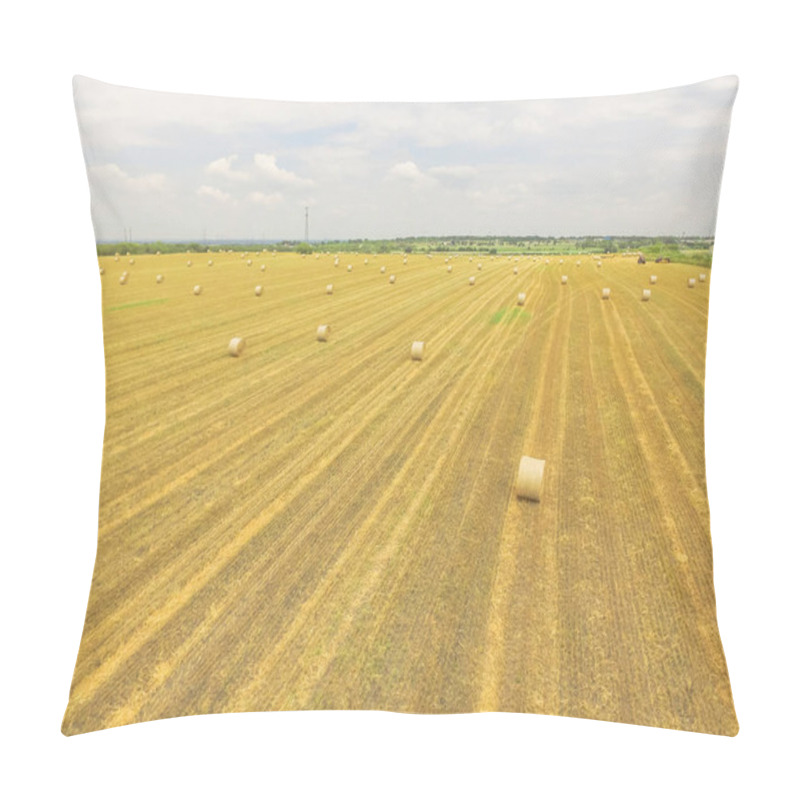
[62,249,738,736]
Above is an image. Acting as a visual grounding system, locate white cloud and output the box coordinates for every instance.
[89,163,166,192]
[429,165,478,179]
[206,155,251,182]
[254,154,313,187]
[247,191,284,207]
[387,161,438,187]
[196,185,232,202]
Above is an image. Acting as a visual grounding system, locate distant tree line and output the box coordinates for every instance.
[96,235,715,266]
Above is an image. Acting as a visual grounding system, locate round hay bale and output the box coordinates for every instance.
[650,275,658,284]
[477,263,482,270]
[316,324,330,342]
[576,260,581,266]
[156,274,163,283]
[228,337,246,357]
[468,276,476,286]
[516,456,545,501]
[347,265,352,272]
[559,259,564,264]
[602,287,611,299]
[99,267,105,275]
[517,292,526,305]
[193,285,202,295]
[156,250,161,256]
[699,273,707,282]
[114,256,119,262]
[119,274,127,285]
[260,264,266,272]
[208,259,213,266]
[326,284,333,294]
[364,258,369,265]
[561,275,568,284]
[513,267,518,275]
[380,266,386,273]
[411,341,425,361]
[187,260,192,267]
[129,258,135,265]
[688,278,696,288]
[255,285,263,296]
[247,259,252,266]
[642,289,651,301]
[389,275,396,284]
[447,265,453,273]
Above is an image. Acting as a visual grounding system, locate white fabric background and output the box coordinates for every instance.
[1,2,796,797]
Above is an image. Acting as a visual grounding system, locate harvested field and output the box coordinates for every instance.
[62,251,736,736]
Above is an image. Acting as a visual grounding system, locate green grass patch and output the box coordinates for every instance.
[489,307,531,325]
[108,298,169,311]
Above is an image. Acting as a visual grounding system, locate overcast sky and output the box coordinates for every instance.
[73,75,737,242]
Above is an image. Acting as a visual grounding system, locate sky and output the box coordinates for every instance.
[73,75,738,243]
